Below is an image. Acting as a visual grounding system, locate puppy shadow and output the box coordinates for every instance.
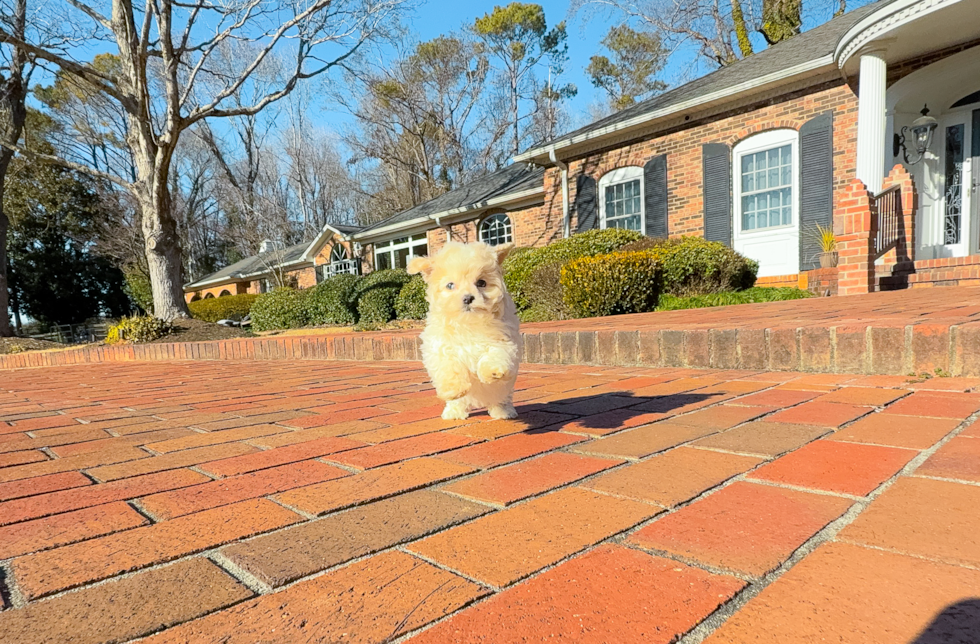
[511,391,720,434]
[911,599,980,644]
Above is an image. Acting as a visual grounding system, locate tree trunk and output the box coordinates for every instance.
[132,150,190,321]
[0,158,12,337]
[138,187,189,320]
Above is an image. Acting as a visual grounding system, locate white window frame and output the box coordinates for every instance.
[373,233,428,271]
[733,129,799,236]
[598,166,645,232]
[479,213,513,246]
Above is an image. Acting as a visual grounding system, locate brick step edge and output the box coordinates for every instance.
[3,324,979,376]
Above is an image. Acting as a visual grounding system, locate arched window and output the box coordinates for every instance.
[204,293,215,299]
[329,243,349,262]
[479,213,513,246]
[218,290,231,297]
[598,167,644,231]
[190,294,202,302]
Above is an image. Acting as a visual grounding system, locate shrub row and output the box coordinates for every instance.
[503,228,644,310]
[509,234,761,321]
[188,293,258,323]
[248,269,429,331]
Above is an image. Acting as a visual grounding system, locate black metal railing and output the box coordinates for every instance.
[873,184,902,259]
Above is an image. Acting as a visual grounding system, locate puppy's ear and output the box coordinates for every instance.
[406,256,433,280]
[494,243,515,265]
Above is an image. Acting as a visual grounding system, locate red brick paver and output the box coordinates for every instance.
[0,359,975,643]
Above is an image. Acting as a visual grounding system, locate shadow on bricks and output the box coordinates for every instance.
[911,599,980,644]
[515,392,719,432]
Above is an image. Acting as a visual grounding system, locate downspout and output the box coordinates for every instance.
[549,147,570,238]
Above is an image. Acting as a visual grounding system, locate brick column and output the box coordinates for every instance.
[882,163,917,263]
[835,178,877,296]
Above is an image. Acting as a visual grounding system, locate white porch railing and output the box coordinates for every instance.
[318,258,360,281]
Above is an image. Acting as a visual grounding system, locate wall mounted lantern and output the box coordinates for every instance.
[894,105,939,164]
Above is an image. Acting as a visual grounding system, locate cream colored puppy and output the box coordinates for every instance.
[408,241,520,420]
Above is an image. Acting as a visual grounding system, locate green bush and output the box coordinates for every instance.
[355,269,412,324]
[123,269,153,314]
[621,236,757,296]
[305,274,360,325]
[657,287,812,311]
[250,287,309,331]
[522,263,571,321]
[188,293,258,323]
[106,315,172,344]
[561,251,662,319]
[395,275,429,320]
[503,228,644,310]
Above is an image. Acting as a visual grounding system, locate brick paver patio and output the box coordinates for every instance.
[1,360,978,642]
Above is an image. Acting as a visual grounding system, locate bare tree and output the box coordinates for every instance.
[573,0,804,69]
[338,33,506,222]
[0,0,29,336]
[2,0,406,320]
[472,3,574,158]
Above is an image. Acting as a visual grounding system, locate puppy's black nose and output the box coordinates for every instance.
[462,294,475,306]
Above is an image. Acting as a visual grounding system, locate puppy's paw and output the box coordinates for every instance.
[442,400,470,420]
[488,403,518,420]
[438,381,471,402]
[477,359,510,384]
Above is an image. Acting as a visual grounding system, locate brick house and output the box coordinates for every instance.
[183,223,361,302]
[187,0,980,300]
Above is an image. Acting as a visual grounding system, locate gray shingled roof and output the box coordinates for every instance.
[357,163,545,234]
[519,0,896,159]
[185,240,310,289]
[331,223,363,235]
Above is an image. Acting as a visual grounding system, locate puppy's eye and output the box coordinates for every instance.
[445,282,454,290]
[475,279,486,288]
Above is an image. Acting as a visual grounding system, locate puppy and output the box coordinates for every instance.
[407,241,520,421]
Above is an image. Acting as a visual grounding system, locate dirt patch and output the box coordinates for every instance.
[0,337,66,354]
[150,318,252,343]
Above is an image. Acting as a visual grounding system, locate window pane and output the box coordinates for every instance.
[739,144,793,231]
[376,252,392,271]
[394,247,410,269]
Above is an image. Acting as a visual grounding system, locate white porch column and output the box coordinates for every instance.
[856,49,888,193]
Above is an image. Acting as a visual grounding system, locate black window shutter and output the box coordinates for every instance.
[643,155,668,238]
[799,111,834,271]
[574,174,598,233]
[702,143,732,246]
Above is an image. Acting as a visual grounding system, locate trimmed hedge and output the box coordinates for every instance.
[305,274,360,325]
[355,269,413,324]
[395,275,428,320]
[521,263,570,322]
[188,293,258,323]
[106,316,172,344]
[621,236,758,296]
[657,287,812,311]
[504,228,644,310]
[250,288,309,331]
[561,251,661,318]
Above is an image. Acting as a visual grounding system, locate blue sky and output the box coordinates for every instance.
[312,0,867,133]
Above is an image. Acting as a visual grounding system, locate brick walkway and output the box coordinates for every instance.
[0,360,978,643]
[6,287,980,376]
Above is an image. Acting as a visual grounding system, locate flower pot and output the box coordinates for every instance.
[818,251,838,269]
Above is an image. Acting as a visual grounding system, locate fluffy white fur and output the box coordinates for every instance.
[408,241,520,420]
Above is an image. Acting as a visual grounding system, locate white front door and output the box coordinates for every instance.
[941,111,976,256]
[733,130,801,277]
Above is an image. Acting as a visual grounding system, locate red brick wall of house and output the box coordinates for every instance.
[423,197,561,256]
[184,282,250,303]
[540,80,859,238]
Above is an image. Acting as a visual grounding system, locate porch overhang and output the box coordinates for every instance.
[835,0,979,76]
